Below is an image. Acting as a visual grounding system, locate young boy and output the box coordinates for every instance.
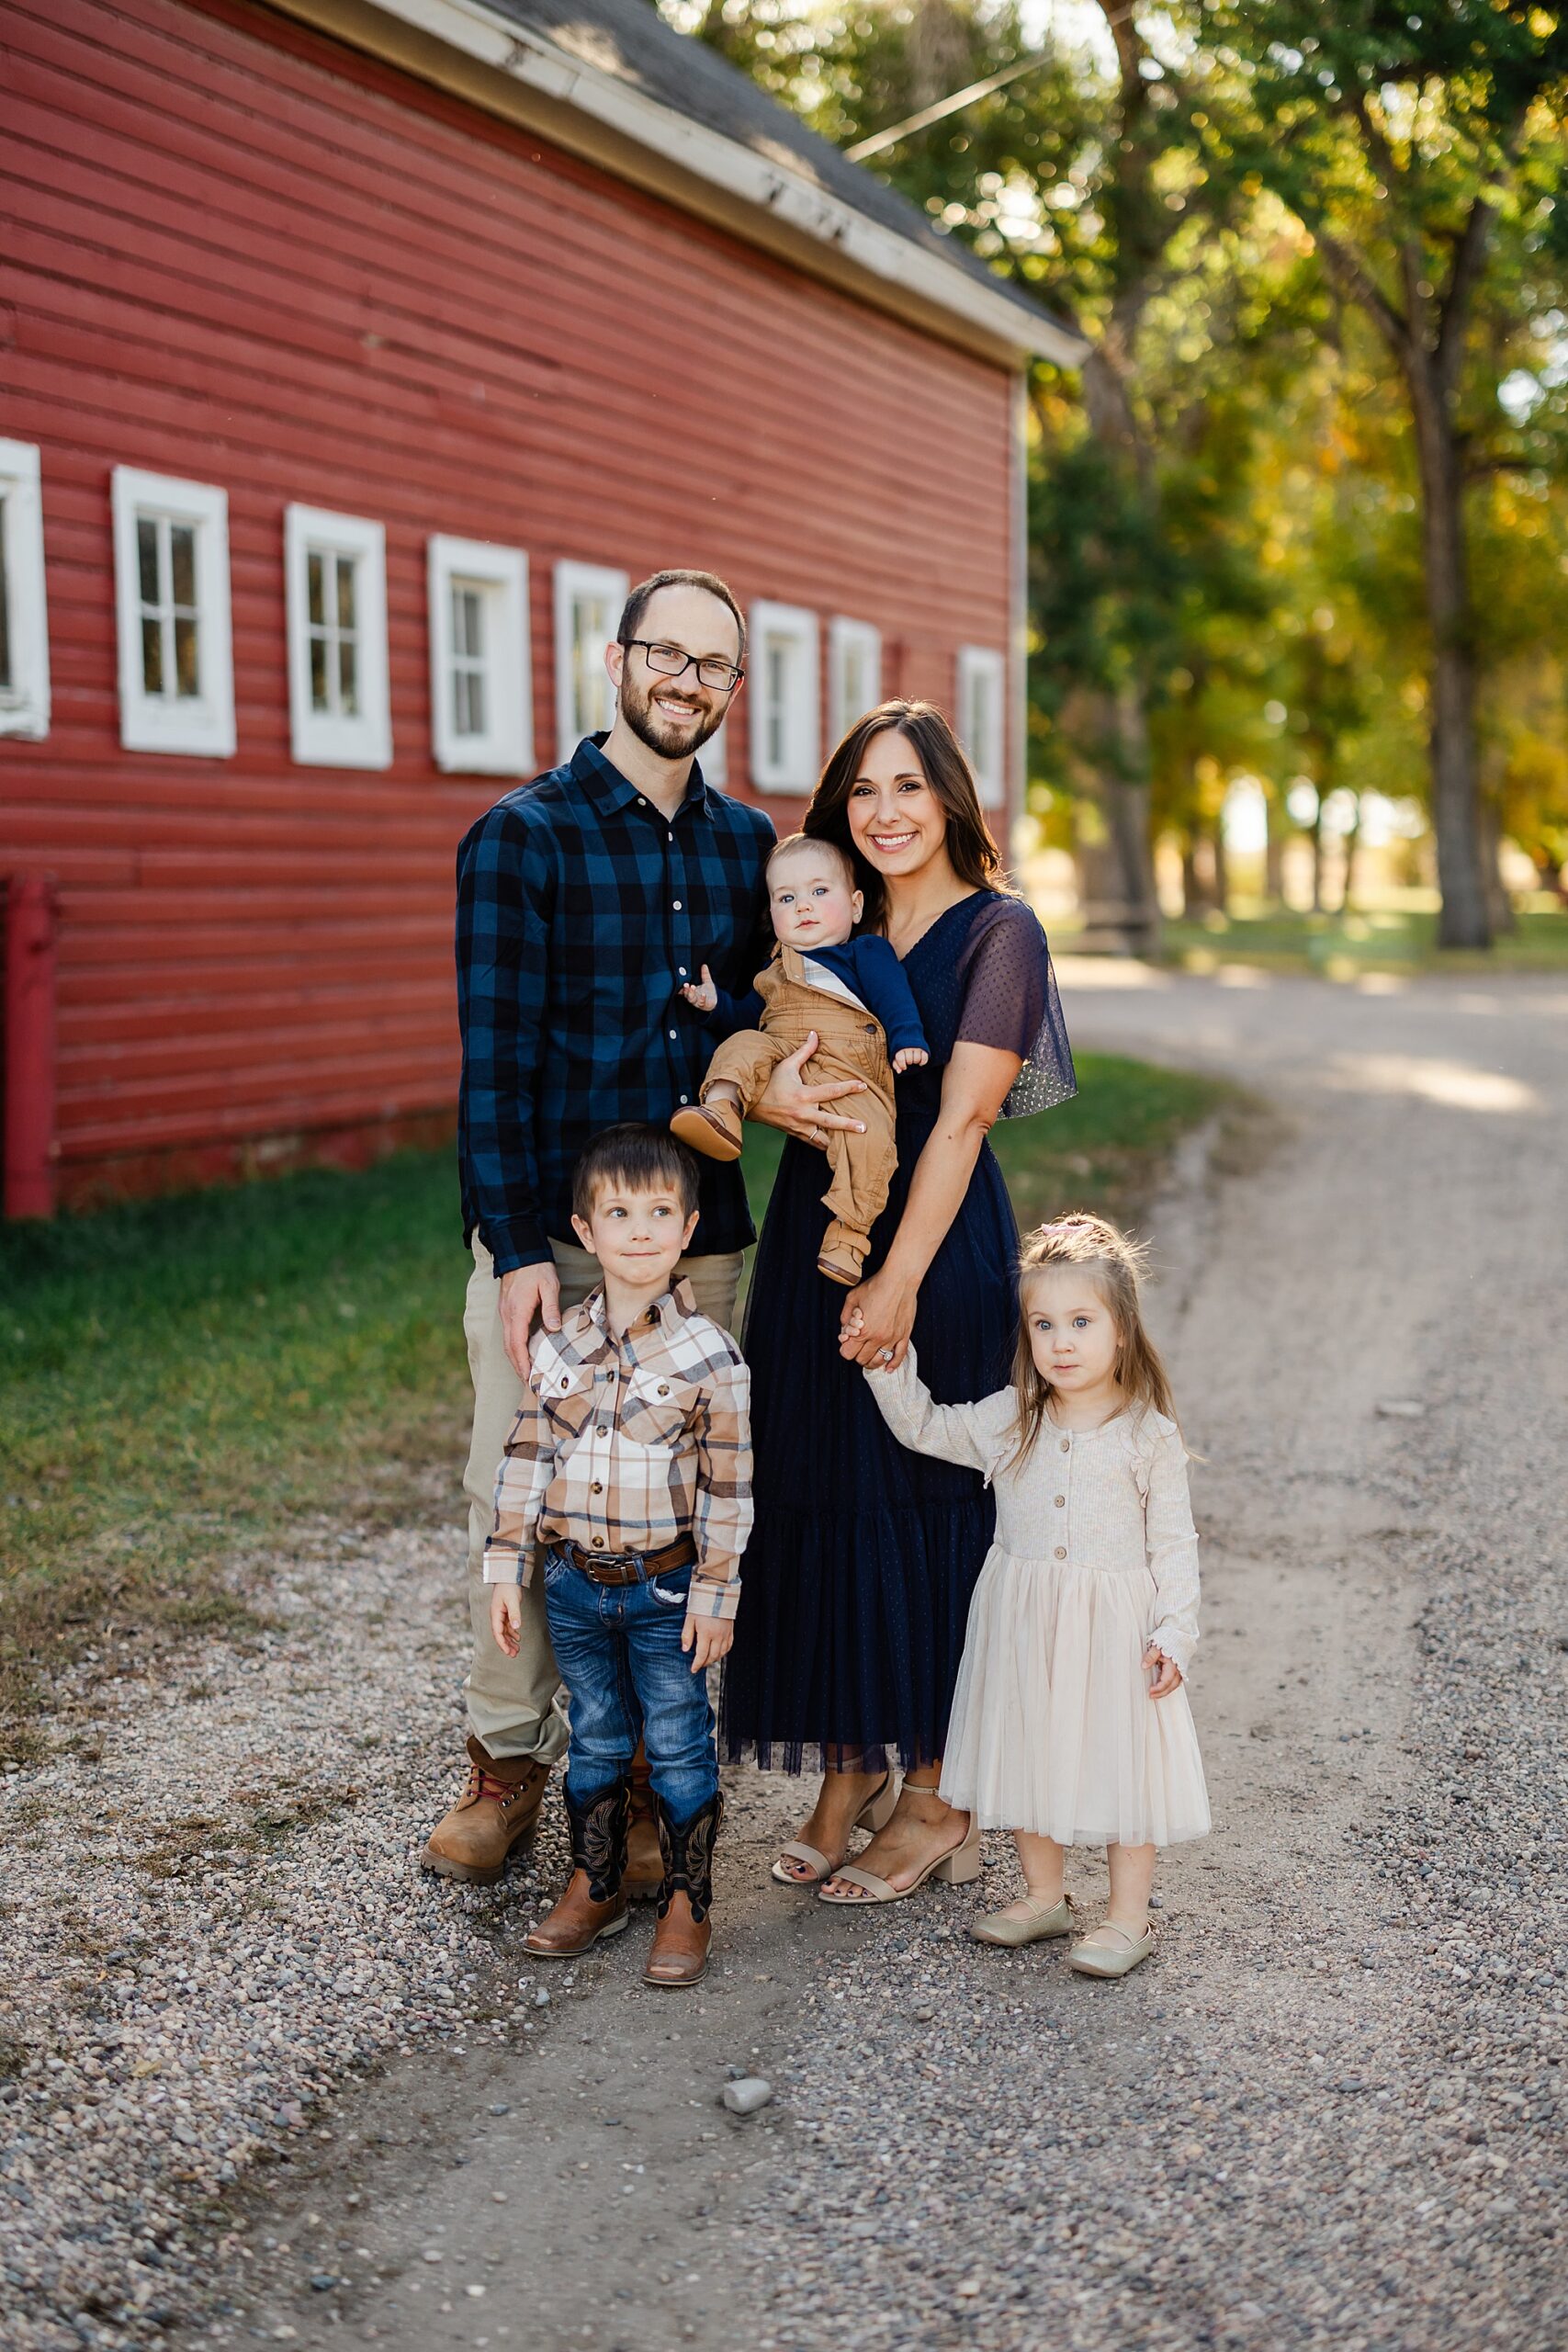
[670,832,928,1285]
[486,1125,750,1989]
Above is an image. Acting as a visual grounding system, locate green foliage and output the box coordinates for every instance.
[676,0,1568,899]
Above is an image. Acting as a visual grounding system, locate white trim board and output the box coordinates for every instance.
[0,439,50,741]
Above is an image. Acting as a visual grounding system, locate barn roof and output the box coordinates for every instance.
[281,0,1088,368]
[485,0,1087,364]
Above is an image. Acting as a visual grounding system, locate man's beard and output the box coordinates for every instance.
[618,673,726,760]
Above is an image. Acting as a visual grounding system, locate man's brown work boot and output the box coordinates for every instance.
[525,1780,631,1957]
[625,1749,663,1902]
[421,1736,549,1885]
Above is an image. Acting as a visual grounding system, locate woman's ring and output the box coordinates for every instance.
[878,1348,893,1363]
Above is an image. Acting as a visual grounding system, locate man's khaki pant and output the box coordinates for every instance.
[461,1235,744,1763]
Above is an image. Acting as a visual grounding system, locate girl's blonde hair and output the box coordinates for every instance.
[1009,1213,1175,1464]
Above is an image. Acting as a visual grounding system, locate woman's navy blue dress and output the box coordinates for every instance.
[721,890,1075,1775]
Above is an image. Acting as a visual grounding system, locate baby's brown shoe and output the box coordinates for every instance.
[671,1101,743,1162]
[817,1223,866,1286]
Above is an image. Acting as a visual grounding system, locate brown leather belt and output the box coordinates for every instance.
[556,1532,696,1587]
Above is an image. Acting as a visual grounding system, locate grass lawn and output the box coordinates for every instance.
[1162,905,1568,978]
[0,1051,1228,1757]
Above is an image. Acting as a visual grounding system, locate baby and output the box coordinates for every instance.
[671,832,928,1285]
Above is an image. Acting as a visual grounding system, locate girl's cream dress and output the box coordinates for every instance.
[869,1351,1210,1847]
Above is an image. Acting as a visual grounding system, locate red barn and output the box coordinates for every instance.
[0,0,1082,1214]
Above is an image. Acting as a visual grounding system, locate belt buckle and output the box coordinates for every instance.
[592,1548,639,1582]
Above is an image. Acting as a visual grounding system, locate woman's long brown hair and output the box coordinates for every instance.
[804,700,1003,933]
[1008,1214,1177,1466]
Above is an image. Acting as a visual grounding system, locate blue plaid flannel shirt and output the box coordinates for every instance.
[457,736,776,1275]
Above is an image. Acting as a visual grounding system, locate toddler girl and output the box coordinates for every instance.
[863,1212,1209,1976]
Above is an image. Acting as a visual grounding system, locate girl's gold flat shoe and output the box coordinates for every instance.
[1068,1920,1155,1978]
[970,1893,1075,1948]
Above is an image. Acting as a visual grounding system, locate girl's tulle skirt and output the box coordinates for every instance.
[939,1547,1211,1847]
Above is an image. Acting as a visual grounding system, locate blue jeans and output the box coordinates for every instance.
[543,1551,720,1819]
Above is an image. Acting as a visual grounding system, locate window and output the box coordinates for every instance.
[111,468,234,756]
[828,617,881,745]
[701,719,728,787]
[284,506,390,768]
[957,645,1007,809]
[0,439,49,740]
[427,537,532,775]
[748,600,819,795]
[554,560,627,755]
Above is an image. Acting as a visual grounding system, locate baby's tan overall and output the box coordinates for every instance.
[700,944,898,1281]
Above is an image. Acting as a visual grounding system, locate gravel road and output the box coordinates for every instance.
[4,964,1565,2352]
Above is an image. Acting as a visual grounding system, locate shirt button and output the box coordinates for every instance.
[678,967,688,977]
[672,899,682,910]
[1059,1438,1071,1453]
[1054,1546,1067,1560]
[592,1536,604,1548]
[669,1029,678,1040]
[596,1426,609,1439]
[592,1481,603,1495]
[1055,1495,1066,1507]
[657,1384,670,1396]
[559,1375,570,1389]
[679,1094,689,1105]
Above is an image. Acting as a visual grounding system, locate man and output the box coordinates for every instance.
[426,569,865,1887]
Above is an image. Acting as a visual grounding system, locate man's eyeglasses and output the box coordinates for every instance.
[621,639,744,694]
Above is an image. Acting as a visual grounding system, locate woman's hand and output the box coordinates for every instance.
[1143,1644,1182,1699]
[839,1266,919,1370]
[753,1033,867,1147]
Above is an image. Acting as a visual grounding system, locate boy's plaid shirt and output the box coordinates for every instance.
[482,1280,752,1620]
[456,736,775,1275]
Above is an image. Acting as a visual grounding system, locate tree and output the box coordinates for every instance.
[1198,4,1568,946]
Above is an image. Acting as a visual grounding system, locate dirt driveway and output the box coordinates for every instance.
[9,966,1567,2352]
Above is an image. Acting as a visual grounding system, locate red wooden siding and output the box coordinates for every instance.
[0,0,1016,1203]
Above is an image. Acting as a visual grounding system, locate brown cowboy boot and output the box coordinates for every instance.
[421,1736,549,1885]
[525,1781,632,1958]
[645,1790,722,1989]
[625,1747,662,1902]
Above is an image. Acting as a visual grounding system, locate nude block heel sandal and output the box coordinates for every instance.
[770,1771,898,1887]
[818,1815,981,1906]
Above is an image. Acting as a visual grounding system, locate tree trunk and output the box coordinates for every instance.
[1309,804,1325,914]
[1478,793,1517,935]
[1408,361,1491,948]
[1264,787,1286,903]
[1338,793,1362,915]
[1180,840,1200,918]
[1210,812,1230,915]
[1109,681,1161,955]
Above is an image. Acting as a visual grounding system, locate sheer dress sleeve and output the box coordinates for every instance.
[954,895,1077,1118]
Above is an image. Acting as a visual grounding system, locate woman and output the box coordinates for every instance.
[723,700,1076,1902]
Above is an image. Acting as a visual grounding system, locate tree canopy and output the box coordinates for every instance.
[671,0,1568,938]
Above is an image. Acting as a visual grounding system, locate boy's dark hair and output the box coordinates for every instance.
[572,1123,702,1224]
[617,570,747,662]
